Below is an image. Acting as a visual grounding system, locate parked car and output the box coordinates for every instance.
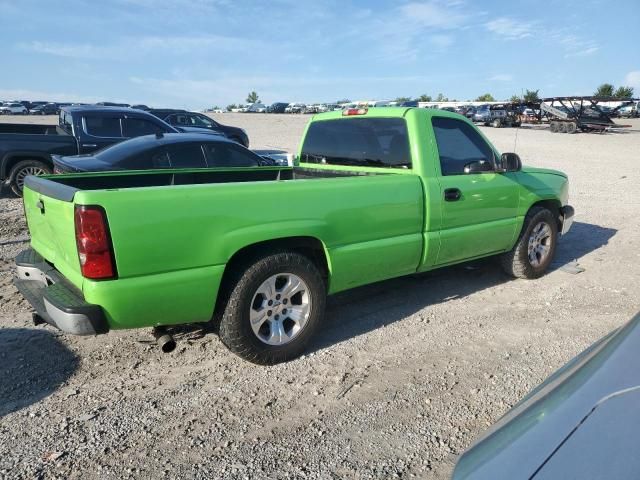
[464,106,477,119]
[0,106,192,195]
[485,104,521,128]
[472,104,491,123]
[29,103,59,115]
[147,109,249,147]
[1,102,28,115]
[247,103,267,113]
[52,133,267,173]
[267,102,289,113]
[617,101,639,118]
[285,103,305,113]
[304,105,319,114]
[28,101,48,110]
[15,107,573,365]
[453,312,640,480]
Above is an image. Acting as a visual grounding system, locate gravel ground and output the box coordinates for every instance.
[1,113,639,479]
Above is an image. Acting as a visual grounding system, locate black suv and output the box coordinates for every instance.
[148,109,249,147]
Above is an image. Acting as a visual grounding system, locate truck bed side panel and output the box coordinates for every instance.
[74,174,424,328]
[23,187,84,289]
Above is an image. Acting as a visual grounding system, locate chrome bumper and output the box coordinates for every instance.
[14,249,108,336]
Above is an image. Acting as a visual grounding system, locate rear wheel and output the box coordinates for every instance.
[491,118,501,128]
[10,160,51,196]
[218,251,326,365]
[550,121,559,133]
[566,122,577,134]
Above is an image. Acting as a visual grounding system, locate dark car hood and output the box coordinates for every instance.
[453,314,640,480]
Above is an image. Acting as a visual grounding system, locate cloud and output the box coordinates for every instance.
[19,34,257,59]
[485,17,600,58]
[489,74,513,82]
[563,46,599,58]
[128,74,432,108]
[0,88,98,103]
[430,34,454,48]
[624,71,640,90]
[19,41,107,59]
[485,17,534,39]
[400,1,469,29]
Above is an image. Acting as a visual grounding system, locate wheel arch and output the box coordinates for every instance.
[528,199,562,230]
[214,236,331,316]
[2,152,53,180]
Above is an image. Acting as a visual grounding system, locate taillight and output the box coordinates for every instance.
[74,206,116,279]
[342,108,368,116]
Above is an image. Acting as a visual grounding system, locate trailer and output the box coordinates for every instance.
[539,96,635,134]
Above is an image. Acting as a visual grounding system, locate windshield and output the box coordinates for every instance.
[300,117,411,168]
[190,114,214,127]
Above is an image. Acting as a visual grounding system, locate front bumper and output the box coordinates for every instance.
[560,205,575,235]
[13,249,108,335]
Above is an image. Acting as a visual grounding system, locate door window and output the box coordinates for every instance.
[84,116,122,137]
[122,118,164,137]
[432,117,494,175]
[165,143,207,168]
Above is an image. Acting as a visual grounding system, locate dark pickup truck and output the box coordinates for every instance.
[0,106,187,195]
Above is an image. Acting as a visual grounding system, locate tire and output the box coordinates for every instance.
[218,251,326,365]
[500,206,558,279]
[491,119,501,128]
[550,122,559,133]
[10,160,52,197]
[566,122,577,134]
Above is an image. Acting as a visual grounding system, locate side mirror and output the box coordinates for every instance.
[464,160,494,174]
[500,152,522,172]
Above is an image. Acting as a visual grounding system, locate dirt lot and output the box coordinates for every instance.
[1,113,639,479]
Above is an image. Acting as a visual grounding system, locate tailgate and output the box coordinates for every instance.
[22,176,84,290]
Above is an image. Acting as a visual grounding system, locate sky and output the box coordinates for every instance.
[1,0,639,110]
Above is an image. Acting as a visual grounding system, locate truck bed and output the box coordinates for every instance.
[0,123,65,135]
[26,166,383,199]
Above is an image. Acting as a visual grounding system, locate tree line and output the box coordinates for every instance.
[219,84,636,111]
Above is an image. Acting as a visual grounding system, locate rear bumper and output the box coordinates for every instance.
[560,205,575,235]
[14,249,109,335]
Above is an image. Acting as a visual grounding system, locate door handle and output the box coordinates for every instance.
[444,188,462,201]
[82,144,97,148]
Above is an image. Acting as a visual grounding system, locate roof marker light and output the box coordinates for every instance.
[342,108,368,116]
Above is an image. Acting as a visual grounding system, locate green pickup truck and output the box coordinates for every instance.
[15,107,573,364]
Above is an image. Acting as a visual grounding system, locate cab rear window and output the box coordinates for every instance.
[300,118,411,168]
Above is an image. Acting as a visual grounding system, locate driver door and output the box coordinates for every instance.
[431,116,519,265]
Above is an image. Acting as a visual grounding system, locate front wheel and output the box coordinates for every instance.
[10,160,52,196]
[500,207,558,279]
[218,251,326,365]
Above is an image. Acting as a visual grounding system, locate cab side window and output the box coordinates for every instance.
[432,117,494,175]
[203,142,260,167]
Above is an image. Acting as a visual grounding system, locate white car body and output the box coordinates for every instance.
[1,103,28,114]
[247,103,267,113]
